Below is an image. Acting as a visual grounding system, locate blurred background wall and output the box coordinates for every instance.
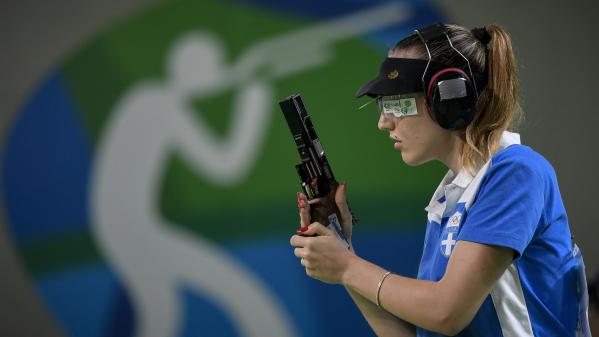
[1,1,597,336]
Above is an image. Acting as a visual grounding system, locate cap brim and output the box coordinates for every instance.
[355,58,445,98]
[355,78,381,98]
[355,76,417,98]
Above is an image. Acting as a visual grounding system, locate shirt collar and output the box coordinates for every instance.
[499,131,521,149]
[424,131,521,215]
[424,168,472,214]
[451,167,473,189]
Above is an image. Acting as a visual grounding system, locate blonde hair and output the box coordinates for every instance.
[391,24,522,174]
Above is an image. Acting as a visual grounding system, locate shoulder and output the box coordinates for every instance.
[474,144,558,198]
[487,144,555,181]
[460,145,552,258]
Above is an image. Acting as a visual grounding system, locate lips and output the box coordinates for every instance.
[389,136,402,150]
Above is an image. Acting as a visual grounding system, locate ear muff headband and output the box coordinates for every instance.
[415,23,480,130]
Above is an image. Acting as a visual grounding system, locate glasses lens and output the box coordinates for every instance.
[376,97,384,114]
[377,94,419,117]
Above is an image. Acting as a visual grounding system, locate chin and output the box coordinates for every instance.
[401,151,429,166]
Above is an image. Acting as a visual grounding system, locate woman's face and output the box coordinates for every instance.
[377,94,454,166]
[378,48,457,167]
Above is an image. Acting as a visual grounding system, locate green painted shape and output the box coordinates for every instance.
[56,0,446,245]
[62,0,306,145]
[158,38,446,241]
[190,89,234,138]
[21,232,102,276]
[62,41,129,144]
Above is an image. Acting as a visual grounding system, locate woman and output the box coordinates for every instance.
[290,23,590,336]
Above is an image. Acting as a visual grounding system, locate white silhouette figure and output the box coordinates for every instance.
[92,32,292,337]
[91,3,410,337]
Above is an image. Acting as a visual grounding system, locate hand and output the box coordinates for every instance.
[290,222,355,284]
[290,183,356,284]
[299,182,354,245]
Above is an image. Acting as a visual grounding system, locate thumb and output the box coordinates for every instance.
[334,182,352,225]
[302,222,333,237]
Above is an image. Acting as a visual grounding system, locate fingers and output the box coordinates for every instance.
[293,243,315,270]
[300,258,315,270]
[297,191,329,227]
[294,245,315,271]
[334,182,349,212]
[334,182,352,225]
[293,247,306,258]
[308,198,324,205]
[301,222,333,237]
[298,192,311,228]
[290,222,333,248]
[290,234,308,248]
[299,192,324,205]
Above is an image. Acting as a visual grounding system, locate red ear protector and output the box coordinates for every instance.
[415,23,480,130]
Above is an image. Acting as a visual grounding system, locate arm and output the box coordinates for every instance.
[296,186,415,336]
[293,223,513,335]
[345,284,415,337]
[294,187,513,335]
[293,152,542,335]
[342,240,513,335]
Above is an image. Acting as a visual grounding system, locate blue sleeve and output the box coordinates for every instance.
[458,148,545,257]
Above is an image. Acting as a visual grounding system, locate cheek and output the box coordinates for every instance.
[400,141,429,165]
[396,123,428,164]
[397,116,443,165]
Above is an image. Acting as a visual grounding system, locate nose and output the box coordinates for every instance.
[378,113,393,131]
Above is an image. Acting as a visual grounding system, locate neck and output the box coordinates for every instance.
[440,134,464,175]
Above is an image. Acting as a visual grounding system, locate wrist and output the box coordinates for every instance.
[341,253,363,287]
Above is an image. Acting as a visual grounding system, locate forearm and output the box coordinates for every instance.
[342,256,455,334]
[342,244,414,336]
[345,285,415,337]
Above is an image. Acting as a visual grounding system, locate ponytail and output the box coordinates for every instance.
[461,24,521,173]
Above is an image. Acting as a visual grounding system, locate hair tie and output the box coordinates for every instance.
[471,26,491,45]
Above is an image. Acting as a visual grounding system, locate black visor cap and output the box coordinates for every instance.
[355,57,447,98]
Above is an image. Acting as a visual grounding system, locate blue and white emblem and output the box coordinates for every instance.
[440,211,463,257]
